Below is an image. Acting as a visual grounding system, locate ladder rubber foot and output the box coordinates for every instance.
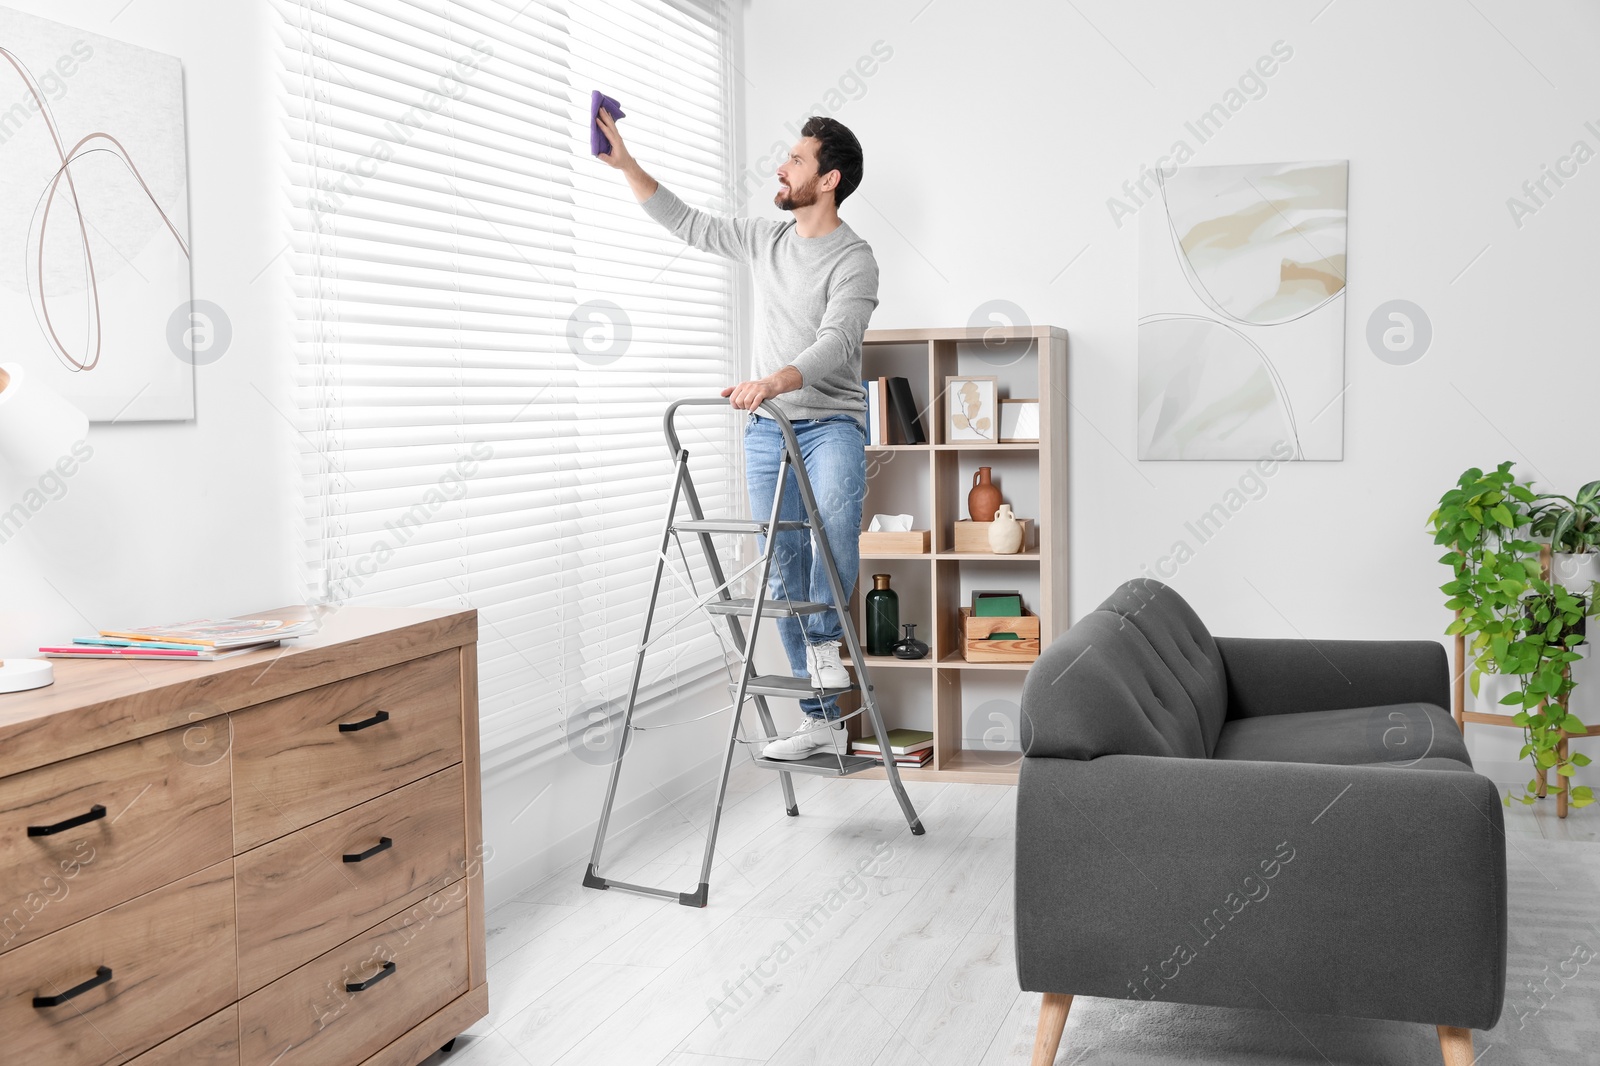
[582,864,609,891]
[909,820,926,836]
[786,805,799,817]
[678,883,710,908]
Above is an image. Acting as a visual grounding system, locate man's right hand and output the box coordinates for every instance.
[595,108,633,169]
[596,107,658,202]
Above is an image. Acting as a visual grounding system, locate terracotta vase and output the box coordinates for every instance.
[988,504,1023,554]
[968,467,1001,522]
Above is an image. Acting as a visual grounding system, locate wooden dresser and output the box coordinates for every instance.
[0,606,486,1066]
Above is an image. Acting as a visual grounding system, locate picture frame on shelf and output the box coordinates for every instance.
[999,399,1040,443]
[943,375,998,443]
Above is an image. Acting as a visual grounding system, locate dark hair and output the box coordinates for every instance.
[800,116,863,205]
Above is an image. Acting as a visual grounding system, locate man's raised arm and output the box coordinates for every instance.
[595,106,764,263]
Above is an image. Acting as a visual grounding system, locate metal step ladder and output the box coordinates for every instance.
[583,397,926,908]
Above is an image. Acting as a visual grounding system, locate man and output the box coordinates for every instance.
[595,107,877,762]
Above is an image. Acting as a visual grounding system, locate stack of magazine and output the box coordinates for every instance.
[39,617,320,661]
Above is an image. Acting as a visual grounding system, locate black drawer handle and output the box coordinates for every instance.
[345,960,396,993]
[28,804,107,837]
[343,836,393,863]
[33,966,113,1008]
[338,710,390,733]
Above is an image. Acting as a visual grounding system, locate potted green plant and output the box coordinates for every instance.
[1430,463,1596,809]
[1530,480,1600,595]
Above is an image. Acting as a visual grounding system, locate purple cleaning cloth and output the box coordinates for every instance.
[590,90,625,155]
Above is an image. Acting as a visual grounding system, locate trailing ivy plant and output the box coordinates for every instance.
[1429,462,1596,809]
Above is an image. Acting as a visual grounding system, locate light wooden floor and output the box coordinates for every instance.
[424,758,1596,1066]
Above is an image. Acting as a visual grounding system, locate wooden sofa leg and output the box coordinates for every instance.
[1031,993,1074,1066]
[1437,1025,1474,1066]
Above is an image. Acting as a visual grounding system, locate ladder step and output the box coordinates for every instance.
[675,518,809,534]
[737,674,855,699]
[752,753,884,777]
[705,597,828,619]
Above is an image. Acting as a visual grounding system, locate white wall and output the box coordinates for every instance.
[0,0,297,651]
[738,0,1600,765]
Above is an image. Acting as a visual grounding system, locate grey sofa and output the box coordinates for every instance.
[1016,579,1506,1066]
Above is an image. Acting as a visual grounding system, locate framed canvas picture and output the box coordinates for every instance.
[1138,159,1348,460]
[999,399,1039,443]
[0,9,195,421]
[944,375,997,443]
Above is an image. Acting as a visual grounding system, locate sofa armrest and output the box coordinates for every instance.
[1014,754,1506,1029]
[1215,636,1450,718]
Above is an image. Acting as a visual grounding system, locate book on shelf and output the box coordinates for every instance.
[96,616,320,648]
[851,746,934,767]
[885,377,926,445]
[863,377,891,445]
[852,728,934,756]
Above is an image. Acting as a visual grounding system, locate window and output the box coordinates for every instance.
[279,0,740,765]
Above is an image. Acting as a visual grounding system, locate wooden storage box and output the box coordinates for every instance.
[859,529,930,554]
[959,607,1040,663]
[952,519,1033,554]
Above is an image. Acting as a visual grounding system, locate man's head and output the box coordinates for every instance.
[775,116,863,212]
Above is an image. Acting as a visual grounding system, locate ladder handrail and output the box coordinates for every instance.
[663,396,804,462]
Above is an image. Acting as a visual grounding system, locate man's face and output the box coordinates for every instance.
[775,137,831,211]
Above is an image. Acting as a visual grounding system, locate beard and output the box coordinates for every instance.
[775,175,819,211]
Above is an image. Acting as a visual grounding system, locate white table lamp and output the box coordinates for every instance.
[0,361,91,693]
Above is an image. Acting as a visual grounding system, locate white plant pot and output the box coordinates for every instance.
[1474,670,1522,716]
[1551,552,1600,597]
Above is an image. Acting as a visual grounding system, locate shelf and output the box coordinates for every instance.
[863,325,1067,344]
[936,652,1036,671]
[851,748,1022,784]
[867,442,1040,451]
[851,324,1065,792]
[935,442,1040,451]
[936,551,1040,561]
[844,654,934,670]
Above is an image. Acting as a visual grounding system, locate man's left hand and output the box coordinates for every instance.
[722,367,802,411]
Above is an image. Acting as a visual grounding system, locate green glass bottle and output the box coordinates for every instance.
[865,573,899,656]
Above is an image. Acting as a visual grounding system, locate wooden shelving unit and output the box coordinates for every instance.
[841,325,1068,784]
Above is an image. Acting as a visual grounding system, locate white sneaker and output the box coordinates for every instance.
[805,641,850,689]
[762,716,848,761]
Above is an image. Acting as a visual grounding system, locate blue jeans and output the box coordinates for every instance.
[743,412,865,719]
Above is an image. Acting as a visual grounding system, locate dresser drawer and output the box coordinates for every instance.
[125,1005,238,1066]
[0,727,232,953]
[235,764,467,995]
[0,862,237,1066]
[239,885,469,1066]
[231,650,463,851]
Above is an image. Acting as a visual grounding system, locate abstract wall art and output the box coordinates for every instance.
[1138,160,1348,461]
[0,9,192,421]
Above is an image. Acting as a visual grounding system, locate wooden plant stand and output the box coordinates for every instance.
[1452,546,1597,817]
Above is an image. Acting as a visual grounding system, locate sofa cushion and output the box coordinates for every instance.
[1020,610,1209,760]
[1095,579,1229,755]
[1211,702,1471,768]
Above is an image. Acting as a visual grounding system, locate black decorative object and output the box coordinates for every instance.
[891,623,928,660]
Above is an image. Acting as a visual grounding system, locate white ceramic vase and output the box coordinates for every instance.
[988,504,1023,554]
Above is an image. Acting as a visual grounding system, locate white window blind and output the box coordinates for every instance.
[278,0,741,765]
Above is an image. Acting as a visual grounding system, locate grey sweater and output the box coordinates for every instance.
[640,184,879,423]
